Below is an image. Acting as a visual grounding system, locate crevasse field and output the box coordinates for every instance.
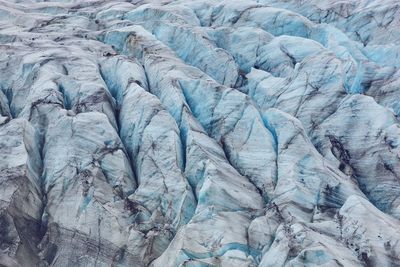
[1,0,400,266]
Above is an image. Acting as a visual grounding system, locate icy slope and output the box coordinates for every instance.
[0,0,400,266]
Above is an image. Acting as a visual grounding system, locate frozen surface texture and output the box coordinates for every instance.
[0,0,400,266]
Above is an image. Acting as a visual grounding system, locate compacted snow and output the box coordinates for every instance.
[0,0,400,266]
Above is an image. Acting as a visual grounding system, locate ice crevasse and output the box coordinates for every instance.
[0,0,400,266]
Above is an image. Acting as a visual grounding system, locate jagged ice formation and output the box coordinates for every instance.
[0,0,400,266]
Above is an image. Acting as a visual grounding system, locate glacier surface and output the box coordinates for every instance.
[0,0,400,266]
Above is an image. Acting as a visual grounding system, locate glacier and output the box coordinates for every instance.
[0,0,400,266]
